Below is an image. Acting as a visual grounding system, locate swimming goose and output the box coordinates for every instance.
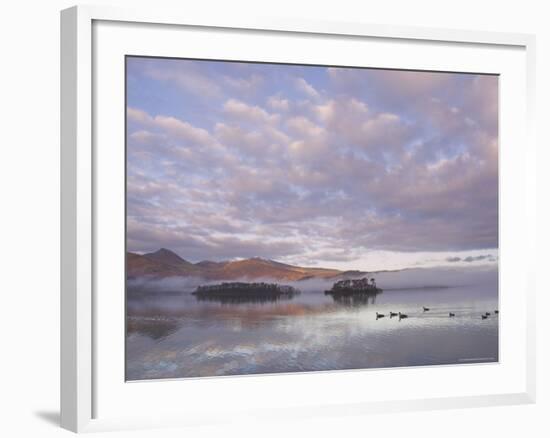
[423,306,430,312]
[481,314,488,319]
[389,311,398,317]
[398,312,408,319]
[494,310,499,314]
[449,312,455,317]
[376,312,385,319]
[485,312,491,316]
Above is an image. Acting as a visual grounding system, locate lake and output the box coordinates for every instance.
[126,266,498,380]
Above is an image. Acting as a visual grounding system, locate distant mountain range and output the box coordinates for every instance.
[127,248,363,281]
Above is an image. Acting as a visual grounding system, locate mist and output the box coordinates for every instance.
[127,264,497,294]
[373,265,497,290]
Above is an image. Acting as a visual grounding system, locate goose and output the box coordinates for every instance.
[376,312,385,319]
[398,312,408,319]
[481,314,488,319]
[449,312,455,317]
[423,306,430,312]
[494,310,499,314]
[485,312,491,316]
[389,311,398,318]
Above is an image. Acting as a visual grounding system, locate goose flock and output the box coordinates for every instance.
[375,307,499,321]
[376,311,408,320]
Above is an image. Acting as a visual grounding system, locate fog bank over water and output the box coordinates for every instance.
[126,264,498,379]
[373,265,497,290]
[127,265,497,294]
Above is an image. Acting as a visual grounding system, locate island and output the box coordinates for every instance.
[192,282,301,304]
[324,277,382,296]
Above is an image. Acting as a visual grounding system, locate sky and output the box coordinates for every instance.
[126,57,498,271]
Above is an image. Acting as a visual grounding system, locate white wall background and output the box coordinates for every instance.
[0,0,547,437]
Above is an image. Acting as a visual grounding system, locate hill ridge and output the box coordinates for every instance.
[127,249,352,281]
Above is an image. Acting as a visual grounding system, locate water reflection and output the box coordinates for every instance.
[127,317,180,340]
[194,293,296,305]
[126,272,499,380]
[329,292,380,307]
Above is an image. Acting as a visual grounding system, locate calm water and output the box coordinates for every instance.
[126,267,498,380]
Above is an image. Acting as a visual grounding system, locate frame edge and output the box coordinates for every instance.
[61,3,537,431]
[524,34,537,404]
[60,6,78,432]
[61,5,93,433]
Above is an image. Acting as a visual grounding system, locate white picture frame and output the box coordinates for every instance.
[60,4,536,433]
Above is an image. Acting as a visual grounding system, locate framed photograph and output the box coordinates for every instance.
[61,5,536,433]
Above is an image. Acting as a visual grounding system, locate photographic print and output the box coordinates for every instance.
[125,56,498,380]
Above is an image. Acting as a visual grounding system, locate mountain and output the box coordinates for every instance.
[143,248,194,268]
[127,250,350,281]
[195,260,228,269]
[208,257,341,281]
[126,252,183,278]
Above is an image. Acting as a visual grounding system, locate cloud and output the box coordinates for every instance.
[286,116,325,138]
[127,217,304,262]
[309,98,413,161]
[446,257,462,263]
[126,58,499,266]
[327,67,456,104]
[126,107,218,153]
[223,99,280,125]
[129,130,165,145]
[445,255,496,263]
[142,59,222,98]
[267,95,290,112]
[127,107,152,124]
[223,74,263,93]
[294,77,320,99]
[214,122,289,159]
[153,115,213,146]
[464,255,494,263]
